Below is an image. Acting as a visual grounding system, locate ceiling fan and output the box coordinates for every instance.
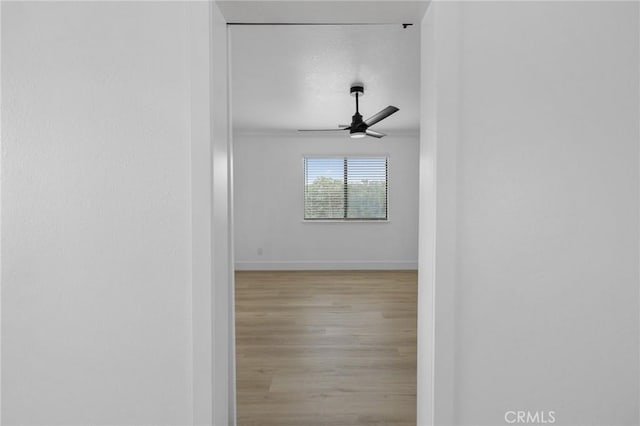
[298,84,399,139]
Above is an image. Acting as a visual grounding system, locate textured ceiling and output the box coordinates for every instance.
[230,24,421,134]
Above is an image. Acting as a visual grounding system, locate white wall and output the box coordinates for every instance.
[1,2,230,425]
[420,2,639,425]
[233,132,419,270]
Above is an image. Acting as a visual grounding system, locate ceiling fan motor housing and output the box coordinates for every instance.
[350,111,366,138]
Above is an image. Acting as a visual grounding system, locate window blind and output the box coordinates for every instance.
[304,156,388,220]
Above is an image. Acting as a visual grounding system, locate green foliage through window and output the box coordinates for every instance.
[304,157,388,220]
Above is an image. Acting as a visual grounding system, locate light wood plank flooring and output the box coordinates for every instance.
[235,270,417,426]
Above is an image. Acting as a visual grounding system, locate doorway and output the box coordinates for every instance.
[228,22,421,424]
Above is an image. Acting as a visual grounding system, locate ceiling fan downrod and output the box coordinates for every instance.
[349,85,366,138]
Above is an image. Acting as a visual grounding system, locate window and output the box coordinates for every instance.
[304,156,388,220]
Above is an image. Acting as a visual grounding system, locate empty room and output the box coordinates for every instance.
[230,23,420,425]
[2,1,639,426]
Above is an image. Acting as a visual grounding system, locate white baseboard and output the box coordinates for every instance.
[234,260,418,271]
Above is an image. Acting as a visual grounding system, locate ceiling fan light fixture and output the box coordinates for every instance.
[298,84,399,139]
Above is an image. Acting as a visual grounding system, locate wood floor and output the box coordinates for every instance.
[235,270,417,426]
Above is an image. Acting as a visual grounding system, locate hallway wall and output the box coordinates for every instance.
[420,2,639,425]
[1,3,214,424]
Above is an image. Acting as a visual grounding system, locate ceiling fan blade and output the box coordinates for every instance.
[365,129,386,138]
[298,128,350,132]
[364,106,399,127]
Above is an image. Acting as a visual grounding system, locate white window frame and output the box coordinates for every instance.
[302,154,391,223]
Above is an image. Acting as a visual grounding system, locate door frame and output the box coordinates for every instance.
[190,2,458,425]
